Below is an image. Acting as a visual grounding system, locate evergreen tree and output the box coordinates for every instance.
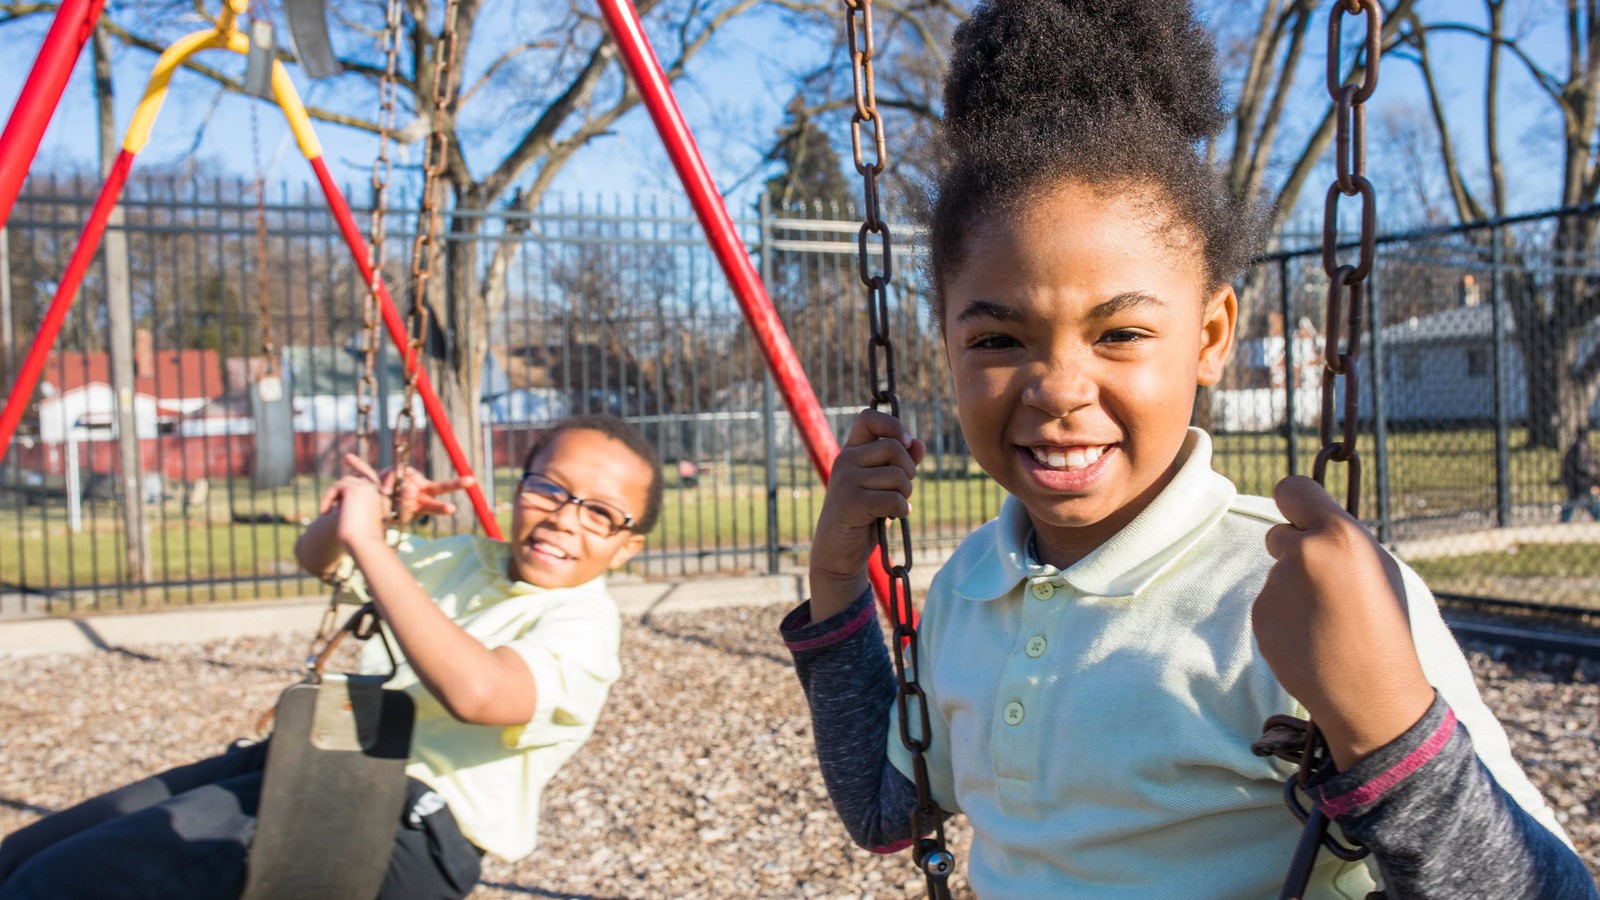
[762,95,852,215]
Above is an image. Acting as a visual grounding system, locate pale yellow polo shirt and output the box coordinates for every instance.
[889,428,1569,898]
[344,533,621,861]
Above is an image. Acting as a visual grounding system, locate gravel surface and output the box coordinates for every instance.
[1,605,1595,898]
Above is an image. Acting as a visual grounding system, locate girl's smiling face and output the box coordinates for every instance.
[943,180,1236,567]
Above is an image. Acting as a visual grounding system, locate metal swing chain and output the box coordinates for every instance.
[393,0,462,492]
[1258,2,1383,897]
[356,0,404,464]
[843,2,955,897]
[249,99,279,382]
[304,0,409,655]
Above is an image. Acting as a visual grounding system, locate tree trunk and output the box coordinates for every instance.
[436,211,488,532]
[1519,214,1599,449]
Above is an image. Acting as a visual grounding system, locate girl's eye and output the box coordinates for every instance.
[968,333,1021,350]
[1099,328,1146,345]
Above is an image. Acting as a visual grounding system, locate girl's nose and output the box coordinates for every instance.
[1022,359,1094,419]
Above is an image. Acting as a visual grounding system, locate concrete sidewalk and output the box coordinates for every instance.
[0,573,813,658]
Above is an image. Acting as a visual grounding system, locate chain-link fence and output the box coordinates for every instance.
[2,177,1597,615]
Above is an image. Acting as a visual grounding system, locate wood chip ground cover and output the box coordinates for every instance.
[1,607,1595,897]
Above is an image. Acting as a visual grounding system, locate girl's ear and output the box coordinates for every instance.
[1197,284,1237,387]
[607,531,647,569]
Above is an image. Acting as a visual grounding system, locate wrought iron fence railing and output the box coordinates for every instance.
[1,177,1596,615]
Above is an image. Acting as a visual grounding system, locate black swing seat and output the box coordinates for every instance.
[241,617,414,899]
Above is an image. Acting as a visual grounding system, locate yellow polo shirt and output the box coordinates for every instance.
[346,533,621,861]
[889,428,1568,898]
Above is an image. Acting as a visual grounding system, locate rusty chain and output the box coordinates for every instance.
[309,0,410,653]
[356,0,403,464]
[393,0,462,492]
[843,2,954,897]
[248,93,278,382]
[1264,2,1382,897]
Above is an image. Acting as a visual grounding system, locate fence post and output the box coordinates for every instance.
[1279,256,1297,476]
[1368,267,1391,543]
[1490,226,1512,527]
[758,192,780,575]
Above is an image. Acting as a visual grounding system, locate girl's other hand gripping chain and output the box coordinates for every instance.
[1252,475,1435,771]
[809,409,926,623]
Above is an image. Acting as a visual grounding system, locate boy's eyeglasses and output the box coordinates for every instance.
[517,472,634,537]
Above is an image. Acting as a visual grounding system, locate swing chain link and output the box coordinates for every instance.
[1264,3,1383,897]
[394,0,462,498]
[248,96,278,381]
[357,0,404,463]
[844,2,954,897]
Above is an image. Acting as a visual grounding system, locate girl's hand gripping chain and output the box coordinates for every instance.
[1253,476,1435,771]
[809,409,926,622]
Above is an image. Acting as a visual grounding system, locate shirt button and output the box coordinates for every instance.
[1029,581,1056,601]
[1003,701,1025,725]
[1025,635,1047,658]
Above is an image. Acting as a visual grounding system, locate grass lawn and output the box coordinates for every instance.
[1409,543,1600,580]
[4,427,1592,609]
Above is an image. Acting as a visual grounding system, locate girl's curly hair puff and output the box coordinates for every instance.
[929,0,1262,313]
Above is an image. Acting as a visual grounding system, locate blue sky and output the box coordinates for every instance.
[0,2,1581,223]
[0,3,822,213]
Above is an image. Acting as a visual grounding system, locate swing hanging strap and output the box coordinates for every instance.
[842,2,954,897]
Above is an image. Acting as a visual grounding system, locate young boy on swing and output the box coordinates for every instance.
[0,414,662,900]
[783,1,1595,896]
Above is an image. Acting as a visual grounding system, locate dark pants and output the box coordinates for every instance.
[0,741,482,900]
[1559,492,1600,522]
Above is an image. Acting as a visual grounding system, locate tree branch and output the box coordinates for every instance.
[1417,21,1563,103]
[96,18,384,134]
[1400,14,1485,221]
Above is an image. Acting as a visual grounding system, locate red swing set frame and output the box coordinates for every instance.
[0,0,901,613]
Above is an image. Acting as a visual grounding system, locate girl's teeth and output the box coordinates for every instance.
[1033,446,1106,471]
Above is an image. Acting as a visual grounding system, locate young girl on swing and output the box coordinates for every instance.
[782,1,1595,896]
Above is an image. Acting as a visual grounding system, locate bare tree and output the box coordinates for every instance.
[1406,2,1600,449]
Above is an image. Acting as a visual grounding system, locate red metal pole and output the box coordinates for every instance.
[308,157,502,540]
[0,148,132,457]
[0,0,108,233]
[596,0,899,612]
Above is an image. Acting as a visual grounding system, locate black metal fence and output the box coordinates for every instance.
[1,176,1597,615]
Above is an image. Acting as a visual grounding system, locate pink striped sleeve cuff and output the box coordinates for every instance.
[1318,708,1459,819]
[783,601,878,652]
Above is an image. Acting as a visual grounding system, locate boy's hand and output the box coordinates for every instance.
[331,453,474,525]
[809,409,926,621]
[367,456,475,524]
[1253,476,1434,770]
[317,454,477,549]
[320,470,389,549]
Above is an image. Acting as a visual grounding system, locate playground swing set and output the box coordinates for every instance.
[0,0,1385,898]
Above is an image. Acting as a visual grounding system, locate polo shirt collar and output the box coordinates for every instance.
[953,428,1237,601]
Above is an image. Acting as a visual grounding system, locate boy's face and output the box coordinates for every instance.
[508,428,652,588]
[942,180,1235,564]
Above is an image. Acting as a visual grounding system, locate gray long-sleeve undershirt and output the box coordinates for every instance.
[781,590,1597,899]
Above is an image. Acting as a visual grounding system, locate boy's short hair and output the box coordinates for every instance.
[520,414,664,534]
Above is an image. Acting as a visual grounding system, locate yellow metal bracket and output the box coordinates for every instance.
[122,0,323,162]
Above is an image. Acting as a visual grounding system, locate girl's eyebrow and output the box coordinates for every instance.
[954,299,1026,323]
[1088,291,1165,319]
